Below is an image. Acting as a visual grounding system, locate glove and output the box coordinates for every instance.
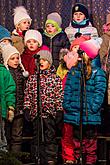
[8,107,14,122]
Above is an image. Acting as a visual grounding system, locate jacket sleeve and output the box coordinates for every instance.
[62,32,70,49]
[90,69,107,113]
[5,70,16,108]
[62,71,73,111]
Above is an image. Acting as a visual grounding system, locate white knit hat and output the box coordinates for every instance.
[24,29,42,47]
[47,12,62,27]
[2,44,29,77]
[13,6,32,26]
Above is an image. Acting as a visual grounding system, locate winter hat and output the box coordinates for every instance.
[46,12,62,28]
[0,25,11,42]
[24,29,42,47]
[38,49,53,66]
[2,44,29,77]
[72,3,89,19]
[79,38,102,59]
[106,13,110,25]
[13,6,32,27]
[70,35,91,50]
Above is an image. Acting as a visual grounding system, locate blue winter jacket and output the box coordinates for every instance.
[63,60,107,125]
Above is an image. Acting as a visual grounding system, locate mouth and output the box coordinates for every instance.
[40,64,43,67]
[30,46,33,49]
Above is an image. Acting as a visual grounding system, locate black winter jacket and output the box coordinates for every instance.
[39,29,70,69]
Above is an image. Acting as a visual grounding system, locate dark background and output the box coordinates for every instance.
[0,0,110,36]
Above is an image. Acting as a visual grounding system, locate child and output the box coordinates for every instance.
[57,35,90,89]
[12,6,32,54]
[24,48,63,165]
[2,44,28,152]
[39,12,70,69]
[21,29,43,75]
[62,39,107,165]
[65,3,99,43]
[0,59,16,152]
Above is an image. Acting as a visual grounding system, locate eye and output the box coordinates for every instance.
[24,21,26,24]
[27,40,31,43]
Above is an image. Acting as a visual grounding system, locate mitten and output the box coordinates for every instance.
[8,107,14,122]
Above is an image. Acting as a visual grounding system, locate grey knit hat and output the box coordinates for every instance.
[38,50,53,66]
[47,12,62,27]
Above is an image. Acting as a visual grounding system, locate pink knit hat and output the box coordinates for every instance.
[70,35,90,50]
[79,39,102,59]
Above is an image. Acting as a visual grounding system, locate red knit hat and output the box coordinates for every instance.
[70,35,91,50]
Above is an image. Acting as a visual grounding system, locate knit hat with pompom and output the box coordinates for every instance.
[1,44,29,77]
[13,6,32,27]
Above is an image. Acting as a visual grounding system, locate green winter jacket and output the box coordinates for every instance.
[0,64,16,119]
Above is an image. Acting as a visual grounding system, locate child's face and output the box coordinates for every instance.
[46,24,57,34]
[40,59,50,70]
[26,39,39,51]
[7,53,19,68]
[71,45,79,53]
[73,12,86,23]
[18,19,31,31]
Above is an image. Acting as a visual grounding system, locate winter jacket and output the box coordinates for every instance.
[39,29,70,69]
[24,66,63,121]
[21,47,41,75]
[11,29,25,54]
[0,64,16,119]
[63,63,106,125]
[65,22,98,43]
[8,66,25,116]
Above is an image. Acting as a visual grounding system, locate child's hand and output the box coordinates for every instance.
[64,52,79,69]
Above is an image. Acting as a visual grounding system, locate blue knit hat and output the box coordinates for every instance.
[0,25,11,42]
[72,3,89,19]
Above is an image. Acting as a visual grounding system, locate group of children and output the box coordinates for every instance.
[0,2,109,165]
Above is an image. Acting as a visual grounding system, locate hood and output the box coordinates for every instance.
[91,55,101,68]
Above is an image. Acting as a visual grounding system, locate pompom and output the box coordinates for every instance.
[22,71,29,77]
[13,6,28,15]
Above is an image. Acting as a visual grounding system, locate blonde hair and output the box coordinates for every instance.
[82,53,92,80]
